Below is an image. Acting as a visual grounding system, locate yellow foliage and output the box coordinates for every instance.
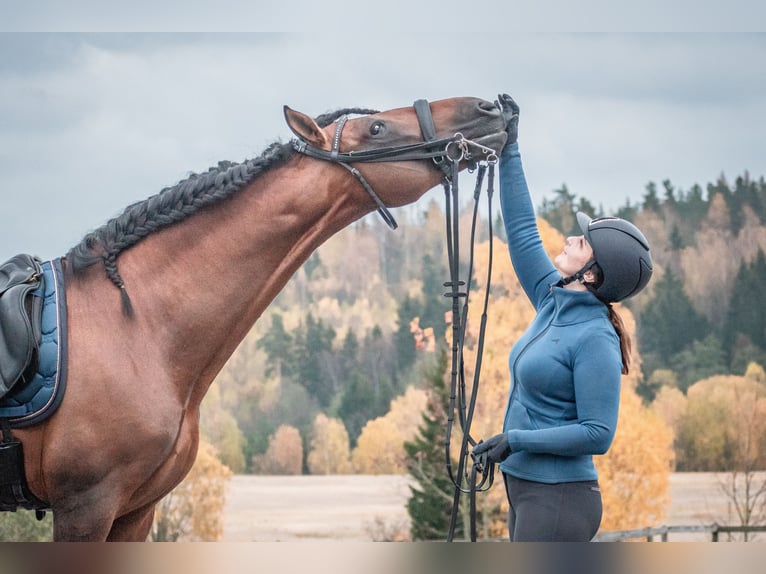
[351,386,428,474]
[679,372,766,469]
[307,413,352,475]
[151,440,232,541]
[651,385,687,436]
[595,387,674,531]
[352,417,407,474]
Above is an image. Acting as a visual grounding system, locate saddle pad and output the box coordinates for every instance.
[0,258,68,427]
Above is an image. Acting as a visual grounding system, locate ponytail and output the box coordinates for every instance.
[586,263,631,375]
[606,304,631,375]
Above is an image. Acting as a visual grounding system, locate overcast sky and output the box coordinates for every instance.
[1,32,765,262]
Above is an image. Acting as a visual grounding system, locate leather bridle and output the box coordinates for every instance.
[290,99,497,230]
[290,99,500,542]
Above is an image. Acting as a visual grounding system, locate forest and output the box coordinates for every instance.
[192,168,766,536]
[7,169,766,541]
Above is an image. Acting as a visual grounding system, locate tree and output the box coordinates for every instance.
[404,349,462,540]
[352,417,407,474]
[200,380,246,473]
[638,269,710,381]
[150,440,232,541]
[252,425,304,475]
[674,372,766,471]
[257,312,295,380]
[293,313,337,408]
[307,413,352,475]
[351,386,428,475]
[714,363,766,540]
[724,250,766,365]
[595,385,675,531]
[669,334,728,392]
[394,295,421,373]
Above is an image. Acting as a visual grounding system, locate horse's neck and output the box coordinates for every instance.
[120,159,364,399]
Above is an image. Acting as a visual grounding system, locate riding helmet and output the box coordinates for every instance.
[576,212,653,302]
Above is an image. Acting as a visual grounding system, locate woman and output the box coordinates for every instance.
[471,94,653,541]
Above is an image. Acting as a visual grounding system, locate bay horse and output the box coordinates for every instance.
[10,96,506,541]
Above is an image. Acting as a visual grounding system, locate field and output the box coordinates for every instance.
[221,472,764,542]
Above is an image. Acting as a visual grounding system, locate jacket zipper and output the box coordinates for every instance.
[504,290,559,423]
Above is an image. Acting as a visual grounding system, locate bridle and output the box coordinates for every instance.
[290,99,497,229]
[290,99,499,542]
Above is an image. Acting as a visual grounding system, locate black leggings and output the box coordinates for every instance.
[503,473,603,542]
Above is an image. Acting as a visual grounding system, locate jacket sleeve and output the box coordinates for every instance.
[505,329,622,456]
[499,142,559,309]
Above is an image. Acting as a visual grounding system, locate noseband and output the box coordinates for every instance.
[290,99,498,230]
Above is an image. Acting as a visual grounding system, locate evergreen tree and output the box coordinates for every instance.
[643,181,662,213]
[723,250,766,363]
[538,183,578,235]
[294,313,336,408]
[639,269,710,381]
[404,349,463,540]
[394,294,421,374]
[256,313,295,380]
[420,254,449,342]
[670,334,728,393]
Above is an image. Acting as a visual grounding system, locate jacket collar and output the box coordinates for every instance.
[549,283,608,325]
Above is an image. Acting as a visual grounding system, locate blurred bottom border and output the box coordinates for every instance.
[1,541,766,574]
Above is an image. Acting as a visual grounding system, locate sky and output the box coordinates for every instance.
[1,31,765,262]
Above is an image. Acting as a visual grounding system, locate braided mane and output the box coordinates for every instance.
[66,107,379,316]
[67,141,293,314]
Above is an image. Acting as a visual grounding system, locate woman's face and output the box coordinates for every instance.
[554,235,595,277]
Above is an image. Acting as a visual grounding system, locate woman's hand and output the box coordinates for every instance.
[472,432,512,465]
[497,93,520,146]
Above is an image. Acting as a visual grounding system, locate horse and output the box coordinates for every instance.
[8,96,507,541]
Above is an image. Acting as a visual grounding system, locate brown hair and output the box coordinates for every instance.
[588,263,631,375]
[606,304,631,375]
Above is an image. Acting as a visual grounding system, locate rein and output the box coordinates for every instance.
[290,99,498,542]
[443,160,496,542]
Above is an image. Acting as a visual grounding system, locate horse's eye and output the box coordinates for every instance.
[369,121,386,136]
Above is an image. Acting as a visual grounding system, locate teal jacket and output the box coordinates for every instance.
[497,142,622,484]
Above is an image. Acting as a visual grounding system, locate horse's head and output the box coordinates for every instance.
[284,97,507,224]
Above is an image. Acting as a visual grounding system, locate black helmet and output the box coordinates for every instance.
[576,212,653,302]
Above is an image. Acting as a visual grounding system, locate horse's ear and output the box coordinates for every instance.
[284,106,330,148]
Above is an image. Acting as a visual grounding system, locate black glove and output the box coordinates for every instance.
[496,93,519,146]
[471,433,512,466]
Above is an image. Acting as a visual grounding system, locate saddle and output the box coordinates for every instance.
[0,254,43,400]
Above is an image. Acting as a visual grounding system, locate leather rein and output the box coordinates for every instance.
[290,99,498,542]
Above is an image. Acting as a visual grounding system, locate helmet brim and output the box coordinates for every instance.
[576,212,593,243]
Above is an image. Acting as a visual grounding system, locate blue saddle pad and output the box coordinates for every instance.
[0,258,68,427]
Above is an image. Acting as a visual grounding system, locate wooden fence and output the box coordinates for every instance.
[594,524,766,542]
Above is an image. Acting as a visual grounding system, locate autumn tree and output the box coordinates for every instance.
[252,425,304,475]
[714,363,766,539]
[200,380,246,473]
[150,440,232,541]
[307,413,352,475]
[351,386,428,474]
[675,369,766,472]
[595,384,675,531]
